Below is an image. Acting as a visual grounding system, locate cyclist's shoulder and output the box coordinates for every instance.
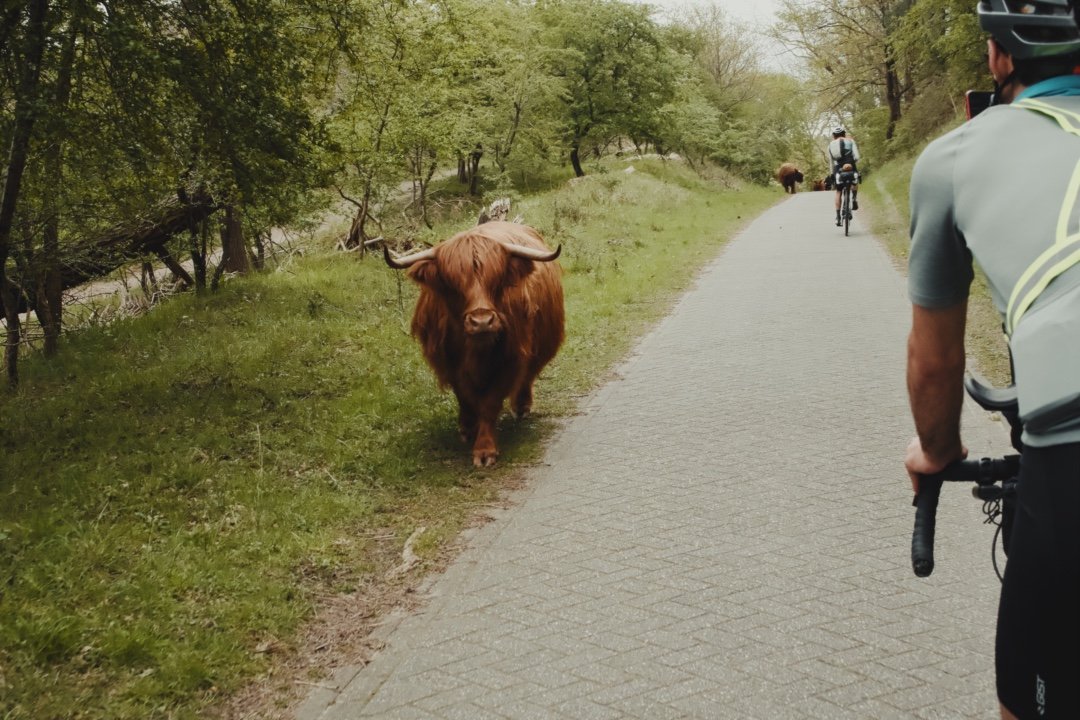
[917,101,1077,176]
[912,114,995,181]
[912,130,962,190]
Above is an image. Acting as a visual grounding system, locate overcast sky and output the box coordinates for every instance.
[631,0,789,71]
[634,0,783,27]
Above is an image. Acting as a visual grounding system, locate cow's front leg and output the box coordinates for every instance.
[511,382,533,420]
[471,399,502,467]
[454,390,478,444]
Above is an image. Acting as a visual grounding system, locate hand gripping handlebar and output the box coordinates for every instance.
[911,456,1020,577]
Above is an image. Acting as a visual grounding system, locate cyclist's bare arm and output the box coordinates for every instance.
[906,302,968,489]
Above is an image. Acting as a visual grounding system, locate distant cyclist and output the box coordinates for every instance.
[905,1,1080,718]
[828,127,861,226]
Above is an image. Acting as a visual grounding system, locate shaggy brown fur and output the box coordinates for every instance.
[405,222,564,467]
[777,163,804,194]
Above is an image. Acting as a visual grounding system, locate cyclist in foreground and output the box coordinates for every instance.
[828,127,860,226]
[905,2,1080,717]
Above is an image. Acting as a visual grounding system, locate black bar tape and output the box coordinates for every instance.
[909,457,1019,578]
[912,476,943,578]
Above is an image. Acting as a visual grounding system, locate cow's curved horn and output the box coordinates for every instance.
[500,242,562,263]
[384,244,436,269]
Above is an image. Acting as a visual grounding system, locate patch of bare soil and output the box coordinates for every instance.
[213,562,417,720]
[211,470,531,720]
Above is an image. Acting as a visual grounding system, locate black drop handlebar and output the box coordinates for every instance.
[911,455,1020,578]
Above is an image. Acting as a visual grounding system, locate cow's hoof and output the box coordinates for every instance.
[473,450,498,468]
[511,406,531,420]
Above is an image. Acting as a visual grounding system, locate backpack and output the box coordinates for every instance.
[835,139,855,166]
[1000,97,1080,432]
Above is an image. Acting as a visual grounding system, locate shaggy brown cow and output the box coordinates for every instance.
[385,221,565,467]
[812,179,826,192]
[777,163,804,194]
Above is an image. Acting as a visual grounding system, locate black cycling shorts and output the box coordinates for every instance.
[996,441,1080,719]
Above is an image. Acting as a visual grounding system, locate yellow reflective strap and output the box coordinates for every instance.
[1010,242,1080,335]
[1017,97,1080,122]
[1006,241,1080,334]
[1014,98,1080,136]
[1058,159,1080,243]
[1005,158,1080,333]
[1004,100,1080,333]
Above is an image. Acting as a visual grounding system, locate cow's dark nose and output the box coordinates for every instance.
[465,309,500,335]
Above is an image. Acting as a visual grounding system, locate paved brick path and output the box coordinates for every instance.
[299,194,1013,719]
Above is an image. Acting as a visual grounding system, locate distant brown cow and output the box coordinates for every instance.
[812,179,826,192]
[385,221,565,467]
[777,163,804,194]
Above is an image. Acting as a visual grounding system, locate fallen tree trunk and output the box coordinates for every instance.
[5,193,216,314]
[65,197,218,292]
[153,247,195,288]
[50,193,215,295]
[4,194,217,317]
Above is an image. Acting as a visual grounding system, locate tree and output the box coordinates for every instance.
[772,0,986,160]
[329,0,439,247]
[711,74,824,184]
[540,0,677,176]
[440,0,562,193]
[1,0,330,379]
[887,0,984,152]
[773,0,915,147]
[670,3,761,115]
[655,6,777,174]
[0,0,50,387]
[142,0,330,287]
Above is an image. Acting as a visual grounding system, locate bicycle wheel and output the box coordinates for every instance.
[843,188,851,236]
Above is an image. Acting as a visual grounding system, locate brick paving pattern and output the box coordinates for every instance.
[300,194,1014,719]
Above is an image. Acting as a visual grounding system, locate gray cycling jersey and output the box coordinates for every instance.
[829,137,861,166]
[909,95,1080,447]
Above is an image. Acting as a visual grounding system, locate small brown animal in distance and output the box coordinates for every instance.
[776,163,804,194]
[812,179,826,192]
[384,221,565,467]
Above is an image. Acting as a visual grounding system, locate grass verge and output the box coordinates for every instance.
[863,152,1012,387]
[0,159,776,719]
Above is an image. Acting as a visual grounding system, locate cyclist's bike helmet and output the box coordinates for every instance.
[978,0,1080,60]
[832,126,846,136]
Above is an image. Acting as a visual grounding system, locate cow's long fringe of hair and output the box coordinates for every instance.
[409,223,564,391]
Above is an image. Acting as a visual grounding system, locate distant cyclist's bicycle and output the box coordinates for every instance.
[911,373,1022,580]
[835,166,858,236]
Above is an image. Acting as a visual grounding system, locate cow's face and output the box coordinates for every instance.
[793,171,804,183]
[408,241,535,341]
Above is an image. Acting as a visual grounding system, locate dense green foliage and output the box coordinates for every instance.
[0,160,775,718]
[774,0,986,163]
[0,0,817,378]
